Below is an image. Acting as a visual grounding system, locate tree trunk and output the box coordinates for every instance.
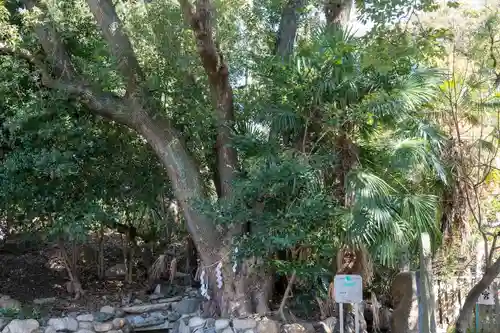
[7,0,270,316]
[454,256,500,333]
[276,0,307,58]
[324,0,353,26]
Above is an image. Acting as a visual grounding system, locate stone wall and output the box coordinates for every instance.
[1,289,325,333]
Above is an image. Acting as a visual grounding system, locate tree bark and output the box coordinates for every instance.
[2,0,268,316]
[454,256,500,333]
[324,0,353,26]
[275,0,307,58]
[179,0,238,200]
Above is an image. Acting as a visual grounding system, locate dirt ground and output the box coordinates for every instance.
[0,233,151,319]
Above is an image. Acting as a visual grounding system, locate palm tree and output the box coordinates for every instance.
[216,26,450,319]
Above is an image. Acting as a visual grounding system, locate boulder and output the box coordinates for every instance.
[282,323,315,333]
[166,312,181,322]
[129,317,165,329]
[76,315,94,322]
[232,319,256,332]
[255,318,279,333]
[0,319,10,332]
[93,313,114,323]
[0,296,21,310]
[93,322,113,332]
[178,319,189,333]
[2,319,39,333]
[112,318,128,329]
[47,318,78,332]
[77,323,93,331]
[99,306,115,315]
[188,317,206,329]
[215,319,230,332]
[319,317,337,333]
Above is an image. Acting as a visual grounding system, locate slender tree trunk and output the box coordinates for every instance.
[454,257,500,333]
[324,0,353,26]
[276,0,307,58]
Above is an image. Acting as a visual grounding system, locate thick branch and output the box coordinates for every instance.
[9,0,222,267]
[85,0,144,94]
[179,0,238,198]
[0,43,133,126]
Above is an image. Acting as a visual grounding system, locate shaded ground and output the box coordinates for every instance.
[0,234,149,319]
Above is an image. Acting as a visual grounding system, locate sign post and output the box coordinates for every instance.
[334,274,363,333]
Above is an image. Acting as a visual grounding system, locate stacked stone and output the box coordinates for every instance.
[1,289,322,333]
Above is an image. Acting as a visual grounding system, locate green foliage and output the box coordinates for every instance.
[0,42,169,242]
[198,27,447,281]
[1,0,496,304]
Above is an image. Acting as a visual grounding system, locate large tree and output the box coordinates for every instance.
[0,0,446,316]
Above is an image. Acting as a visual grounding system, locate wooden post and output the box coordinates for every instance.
[419,232,437,333]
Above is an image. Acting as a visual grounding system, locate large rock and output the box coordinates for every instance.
[255,318,279,333]
[2,319,39,333]
[129,316,165,329]
[100,306,115,314]
[319,317,337,333]
[232,319,256,332]
[93,312,114,323]
[0,296,21,310]
[172,299,202,315]
[112,318,127,329]
[188,317,206,329]
[77,322,93,331]
[282,323,314,333]
[44,327,56,333]
[215,319,230,332]
[0,319,10,331]
[47,318,78,332]
[166,312,181,322]
[93,322,113,332]
[76,314,93,322]
[178,319,189,333]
